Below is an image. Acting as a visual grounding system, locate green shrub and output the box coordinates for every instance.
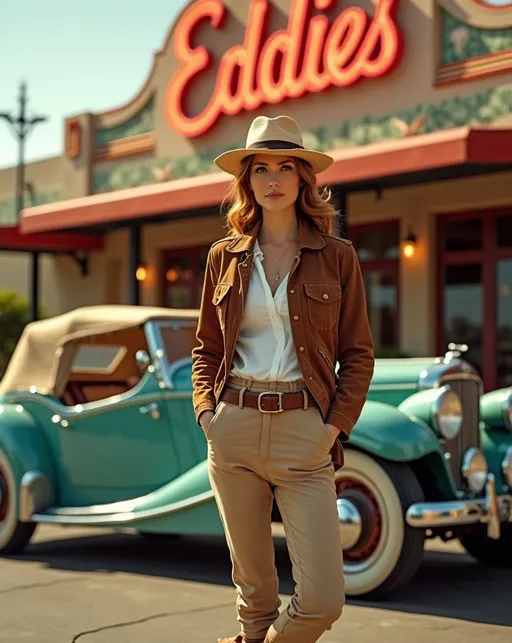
[0,291,31,374]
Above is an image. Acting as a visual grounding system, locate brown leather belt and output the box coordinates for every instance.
[220,387,316,413]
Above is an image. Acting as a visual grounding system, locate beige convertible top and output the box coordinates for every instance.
[0,305,198,397]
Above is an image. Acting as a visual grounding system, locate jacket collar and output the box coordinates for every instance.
[226,216,326,254]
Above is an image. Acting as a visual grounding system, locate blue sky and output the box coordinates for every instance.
[2,0,511,169]
[1,0,187,169]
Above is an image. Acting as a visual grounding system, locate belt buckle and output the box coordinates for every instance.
[257,391,284,413]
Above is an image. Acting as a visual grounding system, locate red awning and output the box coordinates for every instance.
[0,226,104,251]
[19,126,512,234]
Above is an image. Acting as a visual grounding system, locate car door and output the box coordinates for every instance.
[151,320,208,475]
[55,332,179,506]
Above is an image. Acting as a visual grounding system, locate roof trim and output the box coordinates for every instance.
[20,127,512,234]
[0,226,104,251]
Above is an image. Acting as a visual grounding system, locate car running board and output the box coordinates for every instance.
[20,469,215,526]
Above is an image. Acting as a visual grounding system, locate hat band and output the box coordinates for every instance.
[247,139,305,150]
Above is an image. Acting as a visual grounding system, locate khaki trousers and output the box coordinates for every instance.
[206,376,344,643]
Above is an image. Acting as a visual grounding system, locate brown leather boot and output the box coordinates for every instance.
[217,636,264,643]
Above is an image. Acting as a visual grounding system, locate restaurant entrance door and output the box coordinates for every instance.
[438,208,512,391]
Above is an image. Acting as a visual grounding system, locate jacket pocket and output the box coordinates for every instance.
[212,282,232,330]
[304,282,341,330]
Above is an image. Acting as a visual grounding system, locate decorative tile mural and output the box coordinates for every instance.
[92,83,512,193]
[95,95,155,147]
[442,10,512,65]
[0,189,61,225]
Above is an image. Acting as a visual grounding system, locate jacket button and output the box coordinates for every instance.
[293,315,299,321]
[323,293,329,300]
[299,346,305,352]
[289,289,295,294]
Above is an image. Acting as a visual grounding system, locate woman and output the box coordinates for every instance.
[192,115,374,643]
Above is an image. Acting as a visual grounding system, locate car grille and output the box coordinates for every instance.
[441,377,481,489]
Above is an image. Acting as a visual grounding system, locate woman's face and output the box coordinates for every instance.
[248,154,300,213]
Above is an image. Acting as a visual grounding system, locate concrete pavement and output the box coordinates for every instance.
[0,526,510,642]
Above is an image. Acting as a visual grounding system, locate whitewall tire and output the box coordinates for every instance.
[0,449,36,555]
[335,449,425,599]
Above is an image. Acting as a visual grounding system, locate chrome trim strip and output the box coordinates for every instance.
[440,372,484,388]
[2,390,193,421]
[369,383,418,391]
[418,357,482,391]
[375,358,441,365]
[486,474,501,540]
[406,475,512,539]
[144,322,170,390]
[32,489,216,525]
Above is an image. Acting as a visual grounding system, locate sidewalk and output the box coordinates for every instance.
[0,527,510,642]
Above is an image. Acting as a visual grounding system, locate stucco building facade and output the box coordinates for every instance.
[1,0,511,390]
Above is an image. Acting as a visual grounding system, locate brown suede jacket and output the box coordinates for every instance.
[191,216,375,469]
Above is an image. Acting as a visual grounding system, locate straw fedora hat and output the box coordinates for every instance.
[214,115,333,175]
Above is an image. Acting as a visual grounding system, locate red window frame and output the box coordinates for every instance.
[348,220,401,352]
[160,245,211,309]
[436,207,512,391]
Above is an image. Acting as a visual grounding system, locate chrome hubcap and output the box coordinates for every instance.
[337,498,362,550]
[335,478,383,565]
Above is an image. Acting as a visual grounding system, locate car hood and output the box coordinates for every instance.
[371,358,437,388]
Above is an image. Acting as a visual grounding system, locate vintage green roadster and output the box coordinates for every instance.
[0,306,511,599]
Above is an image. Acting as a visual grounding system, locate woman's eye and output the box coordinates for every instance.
[254,164,293,173]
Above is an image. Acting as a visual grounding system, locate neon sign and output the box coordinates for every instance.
[165,0,403,138]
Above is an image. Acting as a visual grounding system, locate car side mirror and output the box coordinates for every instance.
[135,349,151,373]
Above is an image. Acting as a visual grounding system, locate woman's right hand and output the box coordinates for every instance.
[199,410,215,434]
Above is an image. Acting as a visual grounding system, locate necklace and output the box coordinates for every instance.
[261,242,292,281]
[274,244,291,281]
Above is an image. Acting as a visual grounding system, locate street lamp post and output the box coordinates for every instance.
[0,81,48,321]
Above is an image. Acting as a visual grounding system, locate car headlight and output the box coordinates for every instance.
[480,388,512,431]
[502,446,512,488]
[502,390,512,431]
[462,447,488,492]
[432,387,463,440]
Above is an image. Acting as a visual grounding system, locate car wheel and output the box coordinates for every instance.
[460,528,512,567]
[0,449,36,555]
[335,450,425,600]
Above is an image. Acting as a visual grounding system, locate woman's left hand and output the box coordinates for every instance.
[325,423,340,444]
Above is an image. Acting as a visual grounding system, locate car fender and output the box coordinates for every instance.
[480,387,511,430]
[0,402,56,515]
[350,400,443,462]
[479,427,512,495]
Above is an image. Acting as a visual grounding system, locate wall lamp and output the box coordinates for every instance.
[135,263,148,282]
[402,230,417,258]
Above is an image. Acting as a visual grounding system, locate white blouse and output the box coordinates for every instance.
[230,240,302,382]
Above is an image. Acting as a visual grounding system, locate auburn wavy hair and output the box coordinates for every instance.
[221,155,338,236]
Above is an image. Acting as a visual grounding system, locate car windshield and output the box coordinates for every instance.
[156,321,199,364]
